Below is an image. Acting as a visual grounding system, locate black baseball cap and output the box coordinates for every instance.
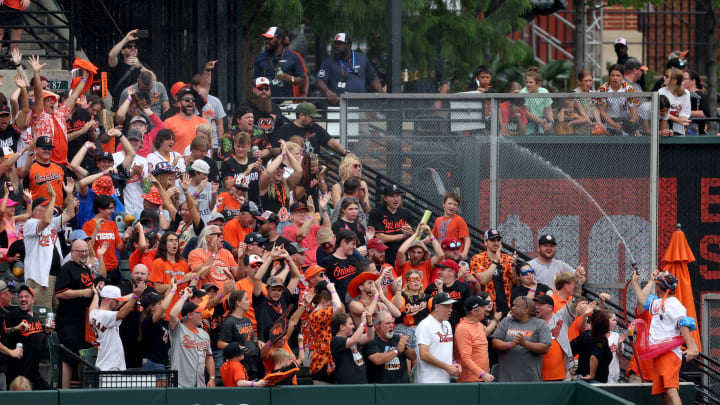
[464,295,491,311]
[244,232,268,244]
[36,136,54,149]
[0,105,10,115]
[32,197,50,211]
[382,184,402,196]
[534,294,554,308]
[97,151,114,162]
[538,234,557,246]
[484,229,502,240]
[191,286,206,298]
[202,283,219,292]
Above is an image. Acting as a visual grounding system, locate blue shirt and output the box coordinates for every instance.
[316,51,378,94]
[253,49,304,99]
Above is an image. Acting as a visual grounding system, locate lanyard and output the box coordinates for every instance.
[269,49,286,72]
[339,52,356,76]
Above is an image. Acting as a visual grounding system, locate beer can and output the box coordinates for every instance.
[16,343,23,350]
[46,312,54,328]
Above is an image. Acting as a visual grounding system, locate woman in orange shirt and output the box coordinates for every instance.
[148,232,194,320]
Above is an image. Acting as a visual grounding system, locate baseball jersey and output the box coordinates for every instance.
[89,309,126,371]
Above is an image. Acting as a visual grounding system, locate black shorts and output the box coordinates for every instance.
[57,324,88,364]
[311,365,335,383]
[0,5,25,27]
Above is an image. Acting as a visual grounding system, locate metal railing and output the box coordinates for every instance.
[0,2,74,69]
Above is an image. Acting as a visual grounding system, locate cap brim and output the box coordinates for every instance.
[308,113,322,118]
[261,33,275,39]
[438,299,457,305]
[114,297,128,302]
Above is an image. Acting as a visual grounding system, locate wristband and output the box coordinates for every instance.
[209,376,215,379]
[430,237,437,241]
[81,78,87,83]
[26,200,32,205]
[307,216,312,221]
[266,340,272,347]
[299,346,304,351]
[217,293,222,299]
[373,296,379,301]
[132,293,139,299]
[193,192,200,198]
[170,289,176,294]
[402,233,406,240]
[529,288,536,293]
[479,370,485,378]
[393,349,400,357]
[291,76,295,84]
[331,290,337,295]
[250,381,254,387]
[281,153,286,158]
[506,342,510,350]
[127,97,132,102]
[193,275,199,281]
[359,323,365,329]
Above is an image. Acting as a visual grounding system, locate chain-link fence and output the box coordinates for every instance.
[702,294,720,399]
[339,92,658,306]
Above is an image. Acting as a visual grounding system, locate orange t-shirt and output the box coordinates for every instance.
[235,277,266,336]
[216,192,244,212]
[164,114,208,154]
[552,294,572,314]
[541,339,567,380]
[188,248,238,289]
[83,218,122,270]
[3,0,26,10]
[223,218,253,249]
[262,344,298,385]
[394,260,434,290]
[432,214,469,243]
[29,161,65,208]
[149,257,191,321]
[220,360,248,386]
[129,249,157,272]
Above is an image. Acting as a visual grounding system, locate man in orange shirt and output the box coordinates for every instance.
[163,87,208,153]
[535,293,586,381]
[394,223,444,288]
[455,295,495,382]
[552,271,586,314]
[223,202,258,252]
[22,136,66,208]
[216,175,250,215]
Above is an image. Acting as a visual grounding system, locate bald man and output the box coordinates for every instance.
[119,264,157,368]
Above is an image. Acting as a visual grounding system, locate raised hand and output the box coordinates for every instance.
[365,226,375,240]
[306,195,315,213]
[63,177,75,196]
[180,173,192,192]
[14,72,26,89]
[124,29,139,42]
[45,182,56,198]
[28,55,46,73]
[11,48,22,66]
[205,60,218,71]
[97,241,109,257]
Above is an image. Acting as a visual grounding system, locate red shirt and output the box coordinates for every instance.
[82,218,122,271]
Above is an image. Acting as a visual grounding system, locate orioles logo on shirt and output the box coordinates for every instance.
[507,328,534,338]
[39,229,58,247]
[18,318,43,337]
[80,272,94,287]
[332,265,356,280]
[435,331,453,343]
[151,91,160,104]
[550,320,563,340]
[381,218,408,233]
[181,334,208,351]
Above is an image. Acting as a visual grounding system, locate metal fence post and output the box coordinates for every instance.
[489,98,499,228]
[650,92,659,271]
[339,96,347,147]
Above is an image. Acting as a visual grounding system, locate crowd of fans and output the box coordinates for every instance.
[0,22,702,405]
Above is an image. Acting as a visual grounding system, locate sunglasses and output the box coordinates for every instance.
[40,145,54,151]
[520,268,535,276]
[352,164,362,169]
[124,44,137,49]
[257,86,270,91]
[181,98,195,103]
[406,276,422,282]
[250,263,263,268]
[211,232,223,237]
[445,241,462,248]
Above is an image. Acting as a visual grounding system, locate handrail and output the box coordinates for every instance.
[93,0,124,38]
[58,344,99,371]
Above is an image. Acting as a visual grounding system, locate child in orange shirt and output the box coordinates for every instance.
[220,342,266,387]
[431,192,470,260]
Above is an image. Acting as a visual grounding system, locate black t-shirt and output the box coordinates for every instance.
[208,300,228,347]
[510,283,552,304]
[425,281,472,329]
[141,317,170,365]
[0,307,9,373]
[55,261,94,327]
[220,157,261,206]
[118,283,156,369]
[368,206,413,267]
[330,335,368,384]
[260,182,289,215]
[332,219,366,246]
[591,338,614,383]
[252,288,297,342]
[263,235,292,252]
[0,123,21,151]
[110,62,140,109]
[570,330,594,377]
[67,108,94,170]
[270,122,331,154]
[241,102,288,141]
[7,308,43,378]
[395,292,429,326]
[363,334,409,384]
[319,254,359,303]
[218,314,262,380]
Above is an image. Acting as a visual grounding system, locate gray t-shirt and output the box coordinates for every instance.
[491,316,551,382]
[179,182,214,224]
[528,258,574,288]
[201,94,227,148]
[331,196,368,228]
[169,321,211,387]
[119,81,169,117]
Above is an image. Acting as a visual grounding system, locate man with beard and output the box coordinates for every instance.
[424,260,471,329]
[6,286,55,389]
[528,234,583,288]
[270,102,347,156]
[368,184,414,268]
[395,224,444,289]
[364,310,415,383]
[253,27,305,101]
[118,70,170,117]
[0,280,23,391]
[119,264,157,368]
[470,229,517,316]
[347,265,401,326]
[240,77,288,142]
[316,33,384,106]
[256,211,292,251]
[163,87,208,154]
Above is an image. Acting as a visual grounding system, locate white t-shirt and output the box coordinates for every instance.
[23,216,64,287]
[649,296,686,358]
[113,152,148,214]
[658,87,691,135]
[146,151,186,177]
[415,314,454,383]
[607,331,621,383]
[89,308,126,371]
[201,94,227,148]
[528,258,574,288]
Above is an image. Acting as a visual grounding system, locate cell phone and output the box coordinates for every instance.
[136,30,150,38]
[6,182,14,193]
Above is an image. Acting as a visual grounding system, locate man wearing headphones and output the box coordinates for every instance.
[315,33,384,106]
[635,270,699,405]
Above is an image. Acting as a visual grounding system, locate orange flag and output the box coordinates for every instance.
[661,229,701,351]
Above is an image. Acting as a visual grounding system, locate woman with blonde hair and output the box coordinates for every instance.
[331,153,370,212]
[259,140,302,224]
[392,269,429,353]
[658,68,691,135]
[521,67,554,135]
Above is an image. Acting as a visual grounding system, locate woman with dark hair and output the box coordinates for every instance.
[598,64,639,136]
[218,289,263,380]
[81,194,125,285]
[331,198,366,246]
[148,232,193,319]
[683,70,711,135]
[510,261,552,303]
[579,309,615,383]
[147,129,186,175]
[294,151,327,203]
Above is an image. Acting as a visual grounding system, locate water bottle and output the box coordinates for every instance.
[276,65,284,87]
[46,312,54,328]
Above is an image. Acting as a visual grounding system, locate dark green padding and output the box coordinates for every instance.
[167,387,270,405]
[479,381,575,405]
[576,382,635,405]
[58,388,165,405]
[1,390,57,405]
[272,384,375,405]
[377,383,478,405]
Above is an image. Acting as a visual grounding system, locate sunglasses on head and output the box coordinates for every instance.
[211,232,223,237]
[520,268,535,276]
[445,241,461,249]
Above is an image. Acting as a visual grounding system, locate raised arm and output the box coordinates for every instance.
[108,30,138,68]
[13,72,30,130]
[28,55,46,115]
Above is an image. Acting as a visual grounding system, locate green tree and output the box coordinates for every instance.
[302,0,534,92]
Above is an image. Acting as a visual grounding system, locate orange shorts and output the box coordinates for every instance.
[652,351,682,395]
